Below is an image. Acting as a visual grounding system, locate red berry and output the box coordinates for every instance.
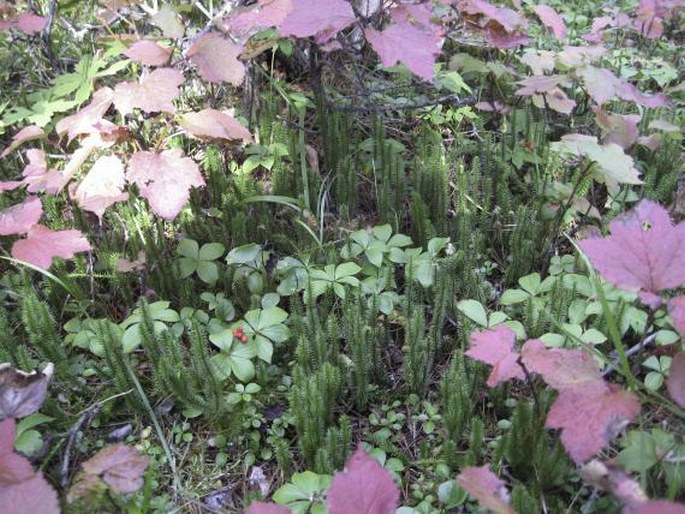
[240,334,249,343]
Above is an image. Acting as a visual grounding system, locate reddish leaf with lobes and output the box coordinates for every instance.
[12,225,91,268]
[0,125,46,158]
[521,339,605,392]
[579,200,685,299]
[181,109,253,142]
[0,196,42,236]
[70,155,129,218]
[465,325,525,387]
[546,384,640,463]
[326,446,400,514]
[0,363,53,420]
[56,87,114,142]
[80,444,149,494]
[113,68,184,116]
[0,419,60,514]
[126,148,205,220]
[668,296,685,337]
[186,32,245,86]
[457,465,514,514]
[278,0,356,44]
[223,0,294,39]
[245,503,292,514]
[122,40,172,66]
[532,5,567,39]
[666,352,685,409]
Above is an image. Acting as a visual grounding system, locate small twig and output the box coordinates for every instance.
[60,389,134,487]
[60,405,102,487]
[601,332,657,379]
[41,0,58,67]
[328,93,477,113]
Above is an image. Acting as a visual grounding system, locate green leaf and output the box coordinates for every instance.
[518,273,541,295]
[388,233,412,247]
[644,372,663,391]
[307,280,330,299]
[389,247,407,263]
[178,258,196,279]
[335,262,362,279]
[254,335,274,363]
[225,243,261,265]
[247,272,263,294]
[177,239,199,259]
[488,311,508,327]
[197,261,219,284]
[199,242,225,261]
[261,293,280,309]
[16,413,53,433]
[14,430,44,456]
[209,329,234,352]
[365,242,385,268]
[210,354,233,381]
[500,288,530,305]
[581,328,607,345]
[457,299,488,327]
[372,224,392,242]
[122,326,141,353]
[616,431,659,472]
[333,282,346,299]
[260,324,290,343]
[414,259,434,287]
[427,237,450,256]
[258,307,288,329]
[551,134,642,185]
[541,333,566,347]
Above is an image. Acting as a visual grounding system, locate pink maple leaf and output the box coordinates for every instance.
[0,181,22,192]
[15,12,48,34]
[516,75,565,97]
[457,465,514,514]
[56,87,114,142]
[245,503,292,514]
[519,50,556,75]
[557,45,606,67]
[113,68,183,117]
[594,109,641,149]
[223,0,294,39]
[126,149,204,220]
[532,5,567,39]
[521,339,605,392]
[666,351,685,409]
[546,384,640,463]
[186,32,245,86]
[21,149,69,195]
[70,155,129,218]
[181,109,253,142]
[122,40,172,66]
[578,200,685,299]
[668,296,685,337]
[465,325,525,387]
[12,225,91,268]
[326,446,400,514]
[624,500,685,514]
[0,196,42,236]
[577,65,669,108]
[457,0,529,48]
[532,88,576,115]
[0,420,60,514]
[279,0,356,45]
[365,24,440,82]
[1,125,46,159]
